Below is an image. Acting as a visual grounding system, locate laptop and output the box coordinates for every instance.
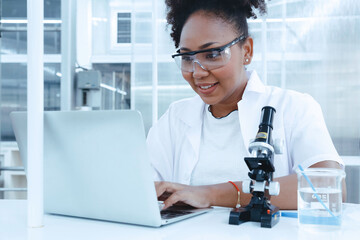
[10,110,211,227]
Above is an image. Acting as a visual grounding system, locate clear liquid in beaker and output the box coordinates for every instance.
[298,187,342,229]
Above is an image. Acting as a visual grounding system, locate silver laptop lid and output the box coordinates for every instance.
[10,110,162,227]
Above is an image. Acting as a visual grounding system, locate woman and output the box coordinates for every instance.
[147,0,344,210]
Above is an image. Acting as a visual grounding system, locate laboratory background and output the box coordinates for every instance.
[0,0,359,202]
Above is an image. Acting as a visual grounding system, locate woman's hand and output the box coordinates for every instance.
[155,181,212,209]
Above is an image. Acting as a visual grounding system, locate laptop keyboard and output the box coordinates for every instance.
[160,209,193,220]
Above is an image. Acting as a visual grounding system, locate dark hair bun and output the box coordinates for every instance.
[165,0,268,48]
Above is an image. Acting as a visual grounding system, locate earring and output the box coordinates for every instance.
[245,58,249,64]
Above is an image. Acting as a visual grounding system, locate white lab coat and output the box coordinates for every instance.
[146,70,342,184]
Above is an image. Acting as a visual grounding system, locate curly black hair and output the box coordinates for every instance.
[165,0,268,48]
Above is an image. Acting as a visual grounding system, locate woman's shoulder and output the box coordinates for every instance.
[168,95,202,108]
[246,70,318,107]
[155,95,205,128]
[263,85,324,131]
[167,95,204,117]
[265,84,319,109]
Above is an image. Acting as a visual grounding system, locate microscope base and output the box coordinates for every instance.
[229,204,280,228]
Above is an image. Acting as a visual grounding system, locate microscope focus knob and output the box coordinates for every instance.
[268,181,280,196]
[242,180,252,194]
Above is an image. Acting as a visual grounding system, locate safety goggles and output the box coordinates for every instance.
[171,35,247,73]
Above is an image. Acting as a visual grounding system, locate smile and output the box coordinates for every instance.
[199,83,218,90]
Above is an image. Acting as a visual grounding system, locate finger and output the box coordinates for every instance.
[158,191,172,201]
[155,181,174,197]
[154,181,167,197]
[155,181,176,198]
[163,192,183,209]
[155,181,184,198]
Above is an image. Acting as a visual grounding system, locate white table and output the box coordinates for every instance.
[1,200,360,240]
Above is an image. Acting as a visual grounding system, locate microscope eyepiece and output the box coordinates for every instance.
[259,106,276,129]
[254,106,276,144]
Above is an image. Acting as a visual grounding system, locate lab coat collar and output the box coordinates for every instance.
[243,70,266,97]
[176,95,204,170]
[238,70,267,152]
[177,95,205,128]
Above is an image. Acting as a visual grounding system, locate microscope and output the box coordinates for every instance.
[229,106,282,228]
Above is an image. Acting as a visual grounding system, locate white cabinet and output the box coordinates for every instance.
[0,142,27,199]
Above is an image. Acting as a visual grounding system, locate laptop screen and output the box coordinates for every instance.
[10,110,163,227]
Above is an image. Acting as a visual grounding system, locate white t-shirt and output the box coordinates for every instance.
[190,106,249,185]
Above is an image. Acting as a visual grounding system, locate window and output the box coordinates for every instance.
[92,63,131,110]
[117,12,131,43]
[109,9,132,51]
[0,0,62,141]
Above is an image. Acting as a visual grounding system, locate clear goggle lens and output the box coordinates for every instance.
[174,47,231,72]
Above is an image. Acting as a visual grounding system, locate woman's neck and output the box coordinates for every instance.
[209,104,238,118]
[209,81,247,118]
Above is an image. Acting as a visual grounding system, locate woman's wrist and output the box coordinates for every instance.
[228,181,241,208]
[208,182,245,208]
[202,185,216,207]
[198,182,246,208]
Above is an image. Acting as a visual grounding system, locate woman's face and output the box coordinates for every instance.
[179,11,253,113]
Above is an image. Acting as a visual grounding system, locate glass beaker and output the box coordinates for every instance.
[296,167,346,230]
